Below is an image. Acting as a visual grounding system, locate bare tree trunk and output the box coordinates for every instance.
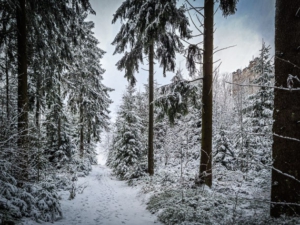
[199,0,213,187]
[148,43,154,176]
[270,0,300,217]
[16,0,28,181]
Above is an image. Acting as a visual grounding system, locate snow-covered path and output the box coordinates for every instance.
[23,151,160,225]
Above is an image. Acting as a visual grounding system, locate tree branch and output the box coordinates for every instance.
[214,45,236,54]
[273,133,300,143]
[225,81,300,91]
[185,0,205,17]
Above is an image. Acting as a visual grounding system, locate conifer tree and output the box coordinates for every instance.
[112,0,191,175]
[111,86,144,179]
[66,15,112,164]
[241,43,274,171]
[0,1,114,221]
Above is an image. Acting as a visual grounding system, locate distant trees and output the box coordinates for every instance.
[66,14,112,161]
[270,0,300,217]
[112,0,191,175]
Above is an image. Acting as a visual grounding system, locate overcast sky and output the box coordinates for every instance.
[87,0,275,121]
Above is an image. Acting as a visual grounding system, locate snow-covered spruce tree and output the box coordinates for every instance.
[105,123,118,167]
[112,0,191,175]
[66,14,112,172]
[110,85,145,180]
[45,95,74,169]
[135,89,149,155]
[240,43,274,172]
[212,73,237,174]
[213,128,236,170]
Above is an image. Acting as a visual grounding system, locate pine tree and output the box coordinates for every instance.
[213,128,235,170]
[135,89,149,156]
[112,0,191,175]
[66,14,112,164]
[241,43,274,171]
[111,86,145,180]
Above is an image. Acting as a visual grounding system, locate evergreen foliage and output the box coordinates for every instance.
[155,70,199,124]
[112,0,191,85]
[110,86,145,180]
[239,43,274,171]
[113,0,191,175]
[0,0,112,222]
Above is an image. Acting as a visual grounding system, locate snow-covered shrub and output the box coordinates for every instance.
[30,182,62,222]
[0,160,62,222]
[75,158,92,176]
[146,187,282,225]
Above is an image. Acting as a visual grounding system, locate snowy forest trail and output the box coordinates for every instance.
[23,149,160,225]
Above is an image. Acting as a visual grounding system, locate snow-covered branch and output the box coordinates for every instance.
[273,133,300,143]
[272,167,300,184]
[225,81,300,91]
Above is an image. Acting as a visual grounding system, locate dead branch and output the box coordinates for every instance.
[185,0,204,17]
[276,56,300,70]
[214,45,236,54]
[272,167,300,184]
[187,9,203,35]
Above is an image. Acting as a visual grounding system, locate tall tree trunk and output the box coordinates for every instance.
[80,96,84,158]
[270,0,300,217]
[199,0,213,187]
[5,53,9,120]
[57,73,62,149]
[16,0,28,181]
[87,120,91,145]
[148,43,154,176]
[35,69,40,128]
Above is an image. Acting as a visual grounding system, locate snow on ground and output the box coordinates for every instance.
[22,146,161,225]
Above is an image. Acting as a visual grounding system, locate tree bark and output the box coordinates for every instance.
[16,0,28,181]
[270,0,300,217]
[148,43,154,176]
[35,69,40,128]
[57,74,62,149]
[80,102,84,158]
[199,0,213,187]
[87,119,91,145]
[5,53,9,120]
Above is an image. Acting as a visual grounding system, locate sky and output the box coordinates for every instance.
[87,0,275,121]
